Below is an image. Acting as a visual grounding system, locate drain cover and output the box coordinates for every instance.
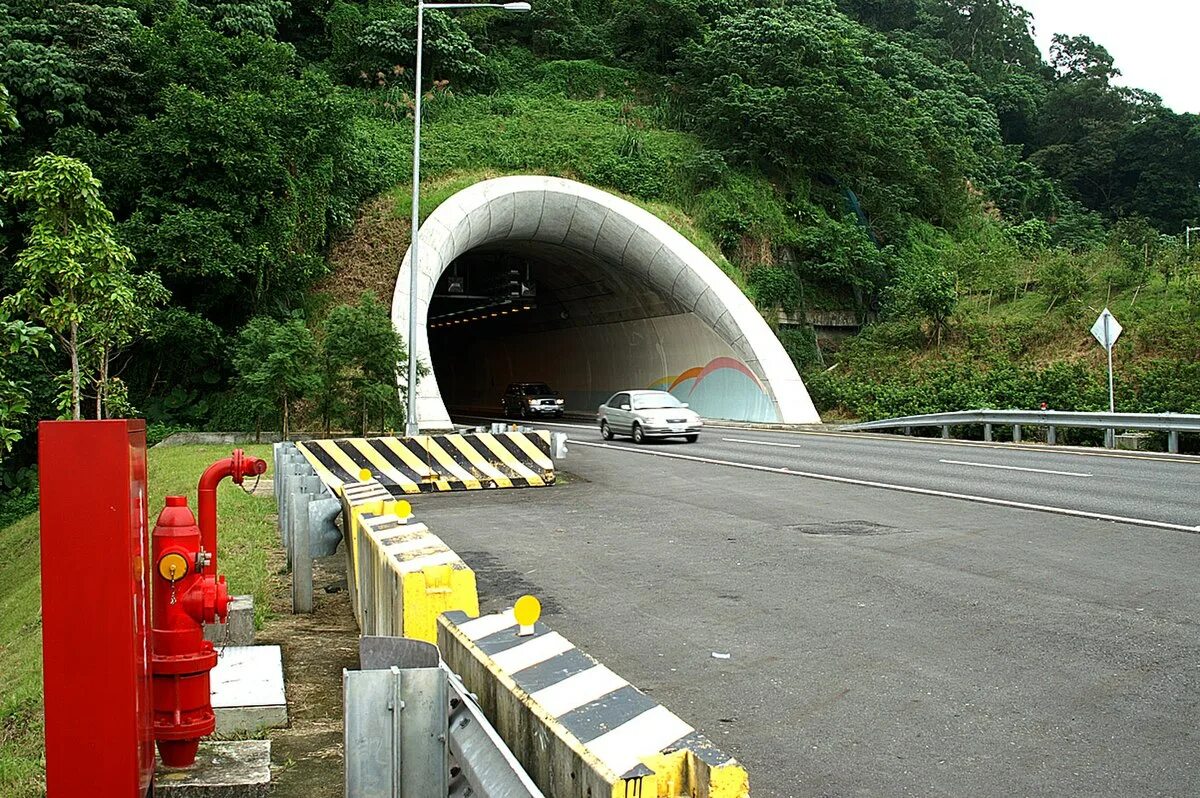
[789,520,905,536]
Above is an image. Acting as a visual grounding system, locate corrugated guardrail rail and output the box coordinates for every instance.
[297,432,556,494]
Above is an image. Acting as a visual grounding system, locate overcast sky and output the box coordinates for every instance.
[1018,0,1198,113]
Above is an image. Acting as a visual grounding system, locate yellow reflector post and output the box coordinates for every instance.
[514,594,541,636]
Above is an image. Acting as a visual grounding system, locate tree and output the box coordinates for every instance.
[319,293,413,436]
[2,154,158,419]
[0,83,16,142]
[885,258,957,350]
[0,313,48,461]
[232,316,320,439]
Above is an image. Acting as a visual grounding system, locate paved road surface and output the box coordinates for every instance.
[413,416,1200,797]
[460,415,1200,532]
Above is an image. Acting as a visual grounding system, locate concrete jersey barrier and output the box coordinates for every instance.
[438,609,749,798]
[297,431,556,494]
[338,476,479,643]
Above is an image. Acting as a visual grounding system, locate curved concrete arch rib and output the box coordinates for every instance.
[392,175,821,430]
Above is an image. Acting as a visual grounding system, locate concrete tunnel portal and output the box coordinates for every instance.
[393,176,821,430]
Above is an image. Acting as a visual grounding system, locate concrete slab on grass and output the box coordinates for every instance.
[154,739,271,797]
[203,595,255,647]
[211,645,287,733]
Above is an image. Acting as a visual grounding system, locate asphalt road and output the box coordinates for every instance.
[460,414,1200,532]
[422,416,1200,797]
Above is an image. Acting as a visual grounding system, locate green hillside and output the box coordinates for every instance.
[2,0,1199,483]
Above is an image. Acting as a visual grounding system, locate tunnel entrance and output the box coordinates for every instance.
[394,176,819,430]
[429,241,695,415]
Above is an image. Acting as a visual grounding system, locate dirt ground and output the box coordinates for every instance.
[256,547,358,797]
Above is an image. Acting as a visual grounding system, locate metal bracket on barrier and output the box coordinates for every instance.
[345,664,448,798]
[346,636,543,798]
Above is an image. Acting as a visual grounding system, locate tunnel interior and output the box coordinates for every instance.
[427,241,775,419]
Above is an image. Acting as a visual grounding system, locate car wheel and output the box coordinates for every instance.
[632,423,645,444]
[519,405,528,419]
[685,434,699,443]
[601,420,613,440]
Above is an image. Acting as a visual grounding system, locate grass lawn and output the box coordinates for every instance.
[0,443,278,797]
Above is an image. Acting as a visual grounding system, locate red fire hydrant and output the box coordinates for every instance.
[151,495,228,768]
[151,450,267,767]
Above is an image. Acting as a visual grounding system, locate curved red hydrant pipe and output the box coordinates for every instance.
[197,448,267,574]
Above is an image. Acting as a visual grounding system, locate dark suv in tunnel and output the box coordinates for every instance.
[502,382,565,418]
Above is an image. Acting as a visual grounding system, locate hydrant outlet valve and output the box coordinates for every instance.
[150,494,229,769]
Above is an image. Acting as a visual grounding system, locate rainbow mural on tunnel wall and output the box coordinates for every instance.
[648,357,779,423]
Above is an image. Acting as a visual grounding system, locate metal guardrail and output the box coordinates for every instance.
[344,637,544,798]
[840,410,1200,453]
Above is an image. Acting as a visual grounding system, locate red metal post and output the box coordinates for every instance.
[39,420,155,796]
[150,496,229,768]
[196,448,266,574]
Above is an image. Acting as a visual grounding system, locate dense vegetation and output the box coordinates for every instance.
[2,0,1199,494]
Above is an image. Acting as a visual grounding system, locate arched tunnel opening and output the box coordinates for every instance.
[429,240,715,417]
[395,176,819,429]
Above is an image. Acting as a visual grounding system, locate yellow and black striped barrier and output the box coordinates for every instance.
[296,431,555,495]
[438,609,749,798]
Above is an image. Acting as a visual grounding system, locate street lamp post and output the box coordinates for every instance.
[405,0,531,436]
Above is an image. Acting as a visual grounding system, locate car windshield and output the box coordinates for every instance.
[631,393,683,410]
[522,384,552,395]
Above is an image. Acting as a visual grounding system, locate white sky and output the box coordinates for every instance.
[1018,0,1199,114]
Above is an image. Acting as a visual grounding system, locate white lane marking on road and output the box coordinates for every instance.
[573,441,1200,535]
[938,459,1093,478]
[722,437,804,449]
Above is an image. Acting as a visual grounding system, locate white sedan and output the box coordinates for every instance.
[597,390,702,443]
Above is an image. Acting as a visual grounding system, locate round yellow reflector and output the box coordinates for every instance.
[395,500,412,518]
[513,595,541,628]
[158,552,189,582]
[358,468,372,482]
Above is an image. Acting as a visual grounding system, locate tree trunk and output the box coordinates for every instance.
[97,349,109,419]
[70,321,81,421]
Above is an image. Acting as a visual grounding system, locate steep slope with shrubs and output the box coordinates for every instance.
[1,0,1197,472]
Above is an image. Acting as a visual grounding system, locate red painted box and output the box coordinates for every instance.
[39,420,154,796]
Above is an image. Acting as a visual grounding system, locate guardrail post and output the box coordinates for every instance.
[983,423,992,442]
[1105,429,1115,449]
[904,426,912,436]
[1047,426,1056,445]
[941,425,950,439]
[289,492,313,613]
[1013,424,1022,443]
[1169,430,1180,454]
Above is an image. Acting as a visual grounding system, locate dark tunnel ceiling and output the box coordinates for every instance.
[427,241,686,337]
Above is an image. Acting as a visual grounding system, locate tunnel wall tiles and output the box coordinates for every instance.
[394,175,821,428]
[435,311,779,423]
[296,432,555,496]
[648,356,779,423]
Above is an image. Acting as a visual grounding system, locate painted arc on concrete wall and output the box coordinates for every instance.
[392,175,821,429]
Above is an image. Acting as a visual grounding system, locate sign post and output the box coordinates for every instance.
[1090,308,1122,414]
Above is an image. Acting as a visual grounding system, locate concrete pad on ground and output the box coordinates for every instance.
[154,740,271,797]
[203,595,255,647]
[211,645,287,733]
